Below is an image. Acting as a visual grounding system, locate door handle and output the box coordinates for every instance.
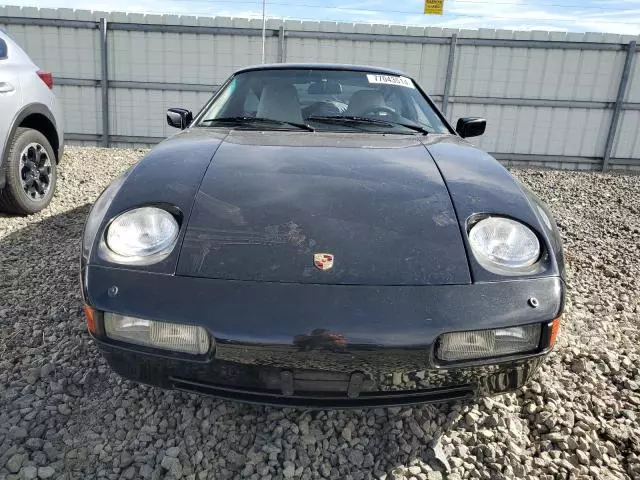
[0,82,15,93]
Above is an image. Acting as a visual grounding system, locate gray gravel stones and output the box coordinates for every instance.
[161,455,183,477]
[282,462,295,478]
[166,446,181,458]
[5,454,23,473]
[1,148,639,479]
[36,466,55,478]
[21,465,37,479]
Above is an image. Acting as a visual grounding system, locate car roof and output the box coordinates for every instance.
[234,63,408,77]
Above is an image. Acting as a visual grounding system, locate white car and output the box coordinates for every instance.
[0,29,64,214]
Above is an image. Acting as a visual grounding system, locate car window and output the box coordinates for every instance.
[0,38,7,60]
[196,69,450,134]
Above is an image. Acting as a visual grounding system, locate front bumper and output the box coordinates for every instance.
[95,336,545,408]
[83,266,563,408]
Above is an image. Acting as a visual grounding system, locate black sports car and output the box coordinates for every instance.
[81,64,565,408]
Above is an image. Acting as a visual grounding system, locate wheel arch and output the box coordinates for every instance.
[1,103,61,189]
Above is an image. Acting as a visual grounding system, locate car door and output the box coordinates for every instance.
[0,33,24,163]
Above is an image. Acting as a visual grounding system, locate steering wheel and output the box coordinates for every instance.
[357,106,400,120]
[304,101,342,118]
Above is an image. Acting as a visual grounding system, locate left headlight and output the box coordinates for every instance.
[468,217,540,271]
[106,206,179,260]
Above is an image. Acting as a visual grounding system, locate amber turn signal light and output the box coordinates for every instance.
[548,316,561,347]
[83,305,97,334]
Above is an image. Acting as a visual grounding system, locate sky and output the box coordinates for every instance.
[5,0,640,35]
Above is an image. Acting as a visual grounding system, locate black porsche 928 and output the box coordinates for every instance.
[81,64,565,408]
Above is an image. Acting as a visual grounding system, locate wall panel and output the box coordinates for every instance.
[1,6,639,170]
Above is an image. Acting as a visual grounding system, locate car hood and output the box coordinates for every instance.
[176,131,471,285]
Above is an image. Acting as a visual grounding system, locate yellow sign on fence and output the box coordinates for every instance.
[424,0,444,15]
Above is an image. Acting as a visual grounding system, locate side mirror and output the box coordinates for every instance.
[167,108,193,129]
[456,117,486,138]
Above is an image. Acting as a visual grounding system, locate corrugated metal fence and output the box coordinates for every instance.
[2,6,639,171]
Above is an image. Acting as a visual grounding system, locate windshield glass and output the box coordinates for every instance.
[195,68,450,134]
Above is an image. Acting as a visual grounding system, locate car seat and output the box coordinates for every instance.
[256,84,303,123]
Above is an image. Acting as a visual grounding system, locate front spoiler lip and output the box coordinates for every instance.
[169,376,475,409]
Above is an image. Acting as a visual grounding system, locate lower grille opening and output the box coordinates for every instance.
[170,376,474,408]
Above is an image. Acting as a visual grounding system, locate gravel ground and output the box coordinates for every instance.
[1,146,639,480]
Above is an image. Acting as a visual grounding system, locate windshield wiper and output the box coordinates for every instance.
[307,115,430,135]
[388,122,431,135]
[307,115,394,126]
[200,116,314,132]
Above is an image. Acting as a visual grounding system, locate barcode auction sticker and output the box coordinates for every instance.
[366,74,415,89]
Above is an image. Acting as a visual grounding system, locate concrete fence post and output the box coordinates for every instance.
[602,40,636,171]
[442,33,458,119]
[277,25,286,63]
[99,18,110,148]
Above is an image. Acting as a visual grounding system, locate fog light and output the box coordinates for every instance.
[104,312,210,354]
[436,324,541,362]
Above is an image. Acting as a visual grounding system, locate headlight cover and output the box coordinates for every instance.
[83,171,130,262]
[104,312,210,355]
[468,217,540,271]
[436,324,542,362]
[105,206,179,260]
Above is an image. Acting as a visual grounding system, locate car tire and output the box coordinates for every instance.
[0,127,57,215]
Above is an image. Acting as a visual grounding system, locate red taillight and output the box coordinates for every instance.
[37,70,53,89]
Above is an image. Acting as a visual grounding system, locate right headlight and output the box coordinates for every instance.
[105,206,179,262]
[468,217,540,271]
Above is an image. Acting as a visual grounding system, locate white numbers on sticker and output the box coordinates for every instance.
[366,74,415,88]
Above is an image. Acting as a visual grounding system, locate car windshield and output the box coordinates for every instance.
[195,68,450,134]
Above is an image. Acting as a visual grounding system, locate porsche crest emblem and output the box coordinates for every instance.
[314,253,334,271]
